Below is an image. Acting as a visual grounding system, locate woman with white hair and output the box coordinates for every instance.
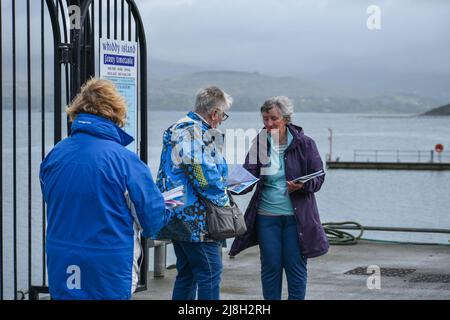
[155,86,232,300]
[230,96,329,300]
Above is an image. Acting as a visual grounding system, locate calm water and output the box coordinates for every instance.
[2,110,450,298]
[148,111,450,273]
[149,111,450,238]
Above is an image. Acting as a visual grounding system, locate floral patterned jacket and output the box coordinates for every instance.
[154,111,229,242]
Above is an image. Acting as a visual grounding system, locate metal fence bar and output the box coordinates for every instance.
[27,0,32,298]
[49,0,63,294]
[135,18,138,42]
[354,149,450,163]
[132,3,149,288]
[51,0,62,145]
[66,1,73,134]
[43,0,63,294]
[83,4,88,86]
[355,149,435,153]
[138,18,146,286]
[114,0,117,40]
[329,225,450,235]
[40,0,46,288]
[128,3,131,41]
[91,1,95,73]
[355,150,450,154]
[121,0,124,41]
[107,0,110,39]
[99,0,102,38]
[0,0,3,301]
[12,0,18,301]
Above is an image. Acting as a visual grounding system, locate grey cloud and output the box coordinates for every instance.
[136,0,450,77]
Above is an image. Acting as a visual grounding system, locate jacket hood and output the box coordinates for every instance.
[70,113,134,147]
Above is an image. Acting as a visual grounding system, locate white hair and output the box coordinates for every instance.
[194,86,233,114]
[260,96,294,123]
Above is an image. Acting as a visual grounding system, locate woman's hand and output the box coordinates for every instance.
[286,181,304,193]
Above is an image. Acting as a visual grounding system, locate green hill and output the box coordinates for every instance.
[148,71,436,113]
[422,103,450,116]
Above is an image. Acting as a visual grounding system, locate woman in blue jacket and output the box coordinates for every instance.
[39,78,173,300]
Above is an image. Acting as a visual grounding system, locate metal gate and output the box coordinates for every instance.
[0,0,149,300]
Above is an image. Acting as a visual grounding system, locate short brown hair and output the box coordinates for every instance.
[66,78,127,127]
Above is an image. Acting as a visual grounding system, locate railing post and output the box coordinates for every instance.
[430,150,434,163]
[153,242,166,278]
[328,128,333,161]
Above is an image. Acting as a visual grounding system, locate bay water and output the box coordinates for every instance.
[2,110,450,298]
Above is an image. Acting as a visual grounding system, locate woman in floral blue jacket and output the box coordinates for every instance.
[155,86,233,300]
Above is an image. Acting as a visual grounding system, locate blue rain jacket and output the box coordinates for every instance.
[40,113,171,300]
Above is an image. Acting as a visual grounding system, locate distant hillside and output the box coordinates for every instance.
[0,61,439,114]
[422,104,450,116]
[306,68,450,103]
[149,58,203,78]
[148,70,437,113]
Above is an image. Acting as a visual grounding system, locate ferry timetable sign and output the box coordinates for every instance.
[99,38,138,153]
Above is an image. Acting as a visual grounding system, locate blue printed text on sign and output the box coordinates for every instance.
[103,54,135,67]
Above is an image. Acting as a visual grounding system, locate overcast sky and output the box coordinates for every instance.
[136,0,450,77]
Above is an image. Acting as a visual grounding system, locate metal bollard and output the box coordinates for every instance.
[153,241,166,278]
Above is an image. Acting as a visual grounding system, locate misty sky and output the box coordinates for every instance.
[0,0,448,101]
[136,0,450,78]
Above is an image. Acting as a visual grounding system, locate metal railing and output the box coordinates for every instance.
[1,0,149,300]
[353,149,450,163]
[0,0,62,301]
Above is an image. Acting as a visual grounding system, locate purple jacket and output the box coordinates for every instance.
[229,124,329,259]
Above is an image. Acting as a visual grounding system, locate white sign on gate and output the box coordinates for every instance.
[99,38,138,153]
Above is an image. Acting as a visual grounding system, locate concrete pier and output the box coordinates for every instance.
[133,240,450,300]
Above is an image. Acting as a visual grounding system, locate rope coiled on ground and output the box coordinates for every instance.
[322,221,364,245]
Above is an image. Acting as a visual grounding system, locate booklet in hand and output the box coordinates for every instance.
[292,169,325,184]
[227,165,260,194]
[162,185,185,208]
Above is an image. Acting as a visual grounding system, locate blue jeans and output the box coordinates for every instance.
[172,240,223,300]
[256,214,308,300]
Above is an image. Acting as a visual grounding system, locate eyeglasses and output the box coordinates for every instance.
[221,111,229,122]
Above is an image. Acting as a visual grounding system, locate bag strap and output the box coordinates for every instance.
[196,189,236,208]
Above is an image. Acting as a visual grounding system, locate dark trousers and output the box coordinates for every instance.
[172,240,223,300]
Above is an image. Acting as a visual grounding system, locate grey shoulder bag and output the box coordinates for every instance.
[199,192,247,240]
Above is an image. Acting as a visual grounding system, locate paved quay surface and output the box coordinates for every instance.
[134,240,450,300]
